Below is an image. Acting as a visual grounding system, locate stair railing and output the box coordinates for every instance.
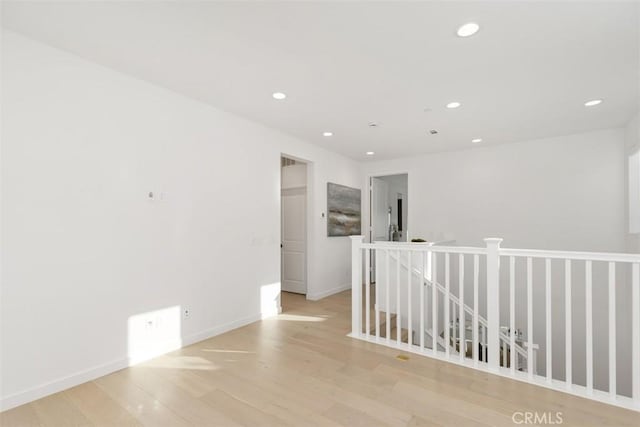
[350,236,640,412]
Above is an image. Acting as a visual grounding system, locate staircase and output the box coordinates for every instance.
[423,275,536,372]
[365,249,537,374]
[366,310,409,342]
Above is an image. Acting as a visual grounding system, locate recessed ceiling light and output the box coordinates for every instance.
[446,101,461,109]
[457,22,480,38]
[323,131,333,137]
[272,92,286,100]
[472,138,483,143]
[366,151,375,156]
[584,99,603,107]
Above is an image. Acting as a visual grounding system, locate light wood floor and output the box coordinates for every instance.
[2,291,639,427]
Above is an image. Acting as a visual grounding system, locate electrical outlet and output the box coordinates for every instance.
[183,308,190,319]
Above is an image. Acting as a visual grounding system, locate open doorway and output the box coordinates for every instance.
[371,173,408,242]
[370,173,408,281]
[281,156,307,299]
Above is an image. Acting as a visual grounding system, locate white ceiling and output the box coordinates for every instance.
[2,1,639,160]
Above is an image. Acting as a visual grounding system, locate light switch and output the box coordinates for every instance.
[147,190,165,201]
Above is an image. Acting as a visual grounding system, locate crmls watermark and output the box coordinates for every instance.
[512,411,564,425]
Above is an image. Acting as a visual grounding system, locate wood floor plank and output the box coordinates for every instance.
[322,402,388,427]
[151,366,217,398]
[63,382,142,427]
[392,380,512,426]
[93,370,191,427]
[124,367,241,427]
[199,389,287,427]
[406,415,444,427]
[31,393,93,427]
[195,369,341,427]
[0,402,42,427]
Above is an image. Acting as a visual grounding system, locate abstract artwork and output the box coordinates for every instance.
[327,183,361,236]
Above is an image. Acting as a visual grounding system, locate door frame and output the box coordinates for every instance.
[366,171,410,284]
[366,170,411,244]
[280,153,314,299]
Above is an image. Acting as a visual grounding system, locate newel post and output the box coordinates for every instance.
[484,237,503,371]
[350,236,365,337]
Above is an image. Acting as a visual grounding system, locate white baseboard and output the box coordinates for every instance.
[0,357,129,413]
[181,312,263,347]
[258,305,282,320]
[0,311,265,412]
[307,283,351,301]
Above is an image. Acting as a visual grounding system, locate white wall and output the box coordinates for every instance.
[0,30,361,409]
[363,129,629,394]
[363,129,626,252]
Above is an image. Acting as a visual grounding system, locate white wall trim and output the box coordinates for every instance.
[306,283,350,301]
[0,357,128,413]
[181,312,264,348]
[0,311,267,412]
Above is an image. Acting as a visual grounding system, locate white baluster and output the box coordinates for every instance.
[473,254,479,366]
[633,263,639,403]
[503,340,507,368]
[452,299,457,355]
[527,257,533,379]
[386,249,391,342]
[408,250,412,347]
[459,254,465,361]
[565,259,572,389]
[608,262,616,397]
[445,253,450,357]
[433,252,438,354]
[397,249,401,345]
[375,248,380,340]
[365,248,370,336]
[510,256,516,374]
[481,325,486,362]
[586,260,593,394]
[545,258,552,382]
[420,251,425,350]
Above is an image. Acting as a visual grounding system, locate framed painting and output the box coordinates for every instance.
[327,183,361,236]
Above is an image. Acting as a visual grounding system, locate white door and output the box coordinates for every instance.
[281,188,306,294]
[371,177,390,242]
[370,177,390,281]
